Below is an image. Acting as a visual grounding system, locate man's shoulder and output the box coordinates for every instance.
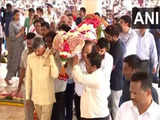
[21,49,28,57]
[129,29,138,37]
[23,48,28,53]
[114,40,126,50]
[105,52,112,58]
[120,100,133,109]
[28,52,35,59]
[151,101,160,111]
[146,31,155,40]
[105,52,113,61]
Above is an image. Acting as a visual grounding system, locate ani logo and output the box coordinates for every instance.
[132,7,160,29]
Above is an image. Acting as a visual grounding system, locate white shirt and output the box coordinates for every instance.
[119,28,138,57]
[74,61,85,96]
[101,52,113,94]
[72,63,112,118]
[136,30,158,69]
[75,53,113,97]
[20,13,25,27]
[44,12,55,24]
[116,100,160,120]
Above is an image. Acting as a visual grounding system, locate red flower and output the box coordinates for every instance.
[63,40,70,52]
[58,73,69,81]
[70,29,76,32]
[78,16,101,28]
[60,55,68,59]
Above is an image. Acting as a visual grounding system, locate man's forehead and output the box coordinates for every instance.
[130,81,142,90]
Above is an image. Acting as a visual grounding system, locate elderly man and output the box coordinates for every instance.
[25,37,59,120]
[14,32,35,120]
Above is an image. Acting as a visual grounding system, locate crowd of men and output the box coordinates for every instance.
[0,2,160,120]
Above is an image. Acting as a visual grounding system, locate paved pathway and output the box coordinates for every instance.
[0,105,25,120]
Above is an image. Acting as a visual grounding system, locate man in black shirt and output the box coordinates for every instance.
[105,24,126,120]
[75,7,86,25]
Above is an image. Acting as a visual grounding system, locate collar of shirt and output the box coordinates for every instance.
[143,100,157,116]
[33,48,51,58]
[119,28,132,43]
[131,100,156,118]
[137,30,146,38]
[42,49,52,58]
[35,31,43,38]
[13,21,20,26]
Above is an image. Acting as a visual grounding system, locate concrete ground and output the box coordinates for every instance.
[0,105,77,120]
[0,105,25,120]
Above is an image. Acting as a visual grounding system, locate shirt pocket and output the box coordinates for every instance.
[42,65,51,76]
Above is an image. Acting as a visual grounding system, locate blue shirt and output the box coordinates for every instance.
[109,39,126,90]
[119,79,130,106]
[4,11,13,37]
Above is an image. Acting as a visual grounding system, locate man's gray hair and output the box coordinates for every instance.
[32,37,46,50]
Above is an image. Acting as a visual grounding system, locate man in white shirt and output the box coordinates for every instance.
[72,48,112,120]
[74,40,95,120]
[136,29,158,74]
[30,19,43,37]
[66,13,77,30]
[119,15,138,57]
[44,3,55,24]
[96,38,113,105]
[116,72,160,120]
